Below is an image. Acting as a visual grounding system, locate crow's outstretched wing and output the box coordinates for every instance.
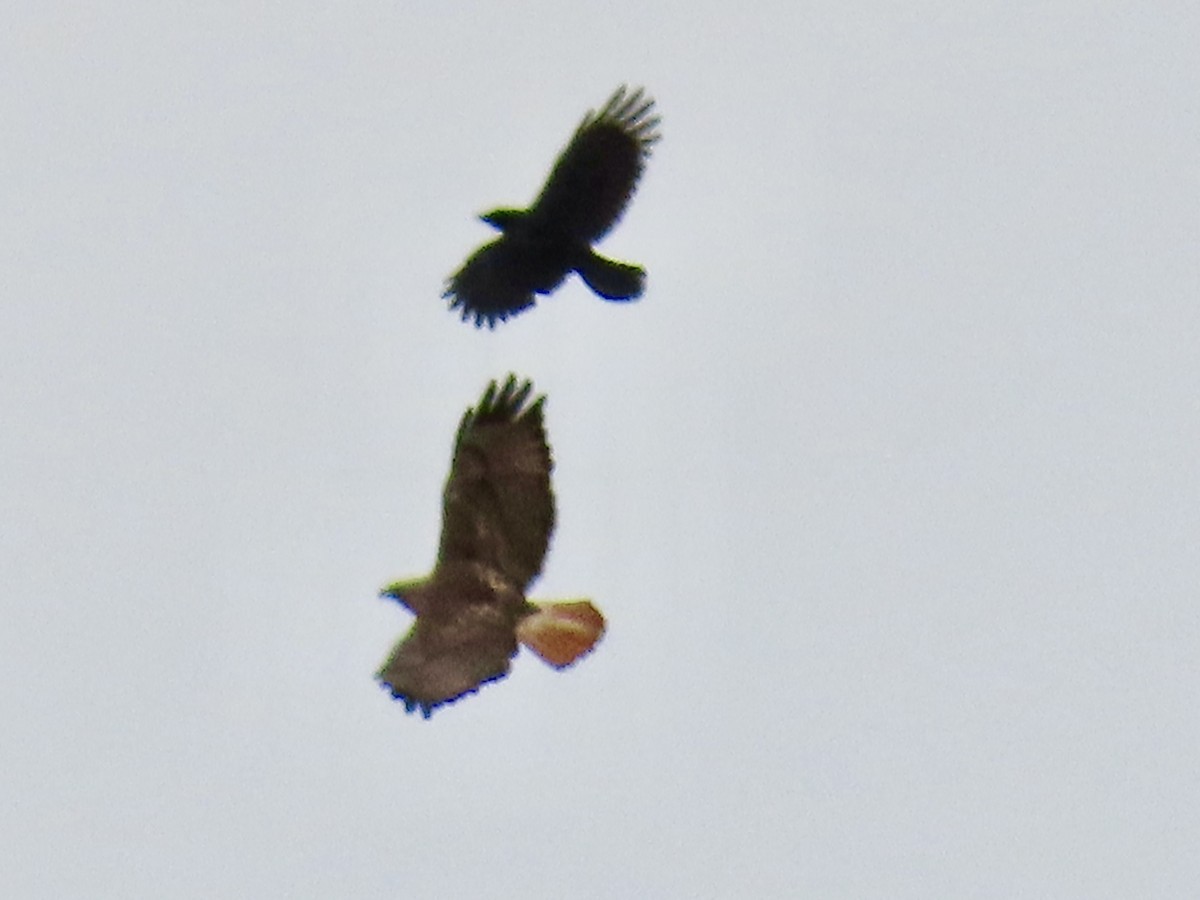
[377,606,519,717]
[529,85,661,244]
[436,376,554,588]
[444,239,539,328]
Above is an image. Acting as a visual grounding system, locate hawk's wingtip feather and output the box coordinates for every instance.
[377,669,511,719]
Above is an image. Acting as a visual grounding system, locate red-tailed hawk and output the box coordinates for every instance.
[444,86,661,328]
[378,376,605,716]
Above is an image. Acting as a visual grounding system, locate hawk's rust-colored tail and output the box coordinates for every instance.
[516,600,606,669]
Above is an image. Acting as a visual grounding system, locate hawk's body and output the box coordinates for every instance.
[445,86,661,327]
[378,377,605,716]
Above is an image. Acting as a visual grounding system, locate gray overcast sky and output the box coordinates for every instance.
[3,2,1199,897]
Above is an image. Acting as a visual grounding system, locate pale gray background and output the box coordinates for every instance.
[3,2,1198,897]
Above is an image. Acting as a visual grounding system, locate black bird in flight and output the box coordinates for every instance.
[377,376,606,716]
[444,86,661,328]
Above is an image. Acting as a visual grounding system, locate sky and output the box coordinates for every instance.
[3,2,1199,897]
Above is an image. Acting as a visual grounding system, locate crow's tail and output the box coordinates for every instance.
[575,250,645,301]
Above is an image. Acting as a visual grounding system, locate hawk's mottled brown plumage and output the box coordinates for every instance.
[378,376,605,716]
[445,86,661,328]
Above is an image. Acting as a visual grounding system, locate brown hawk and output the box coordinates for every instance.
[377,376,605,716]
[444,86,661,328]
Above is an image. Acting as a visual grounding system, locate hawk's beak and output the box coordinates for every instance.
[380,576,427,611]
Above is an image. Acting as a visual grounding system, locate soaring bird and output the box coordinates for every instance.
[377,376,606,716]
[445,85,661,328]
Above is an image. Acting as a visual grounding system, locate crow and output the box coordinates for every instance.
[444,86,661,327]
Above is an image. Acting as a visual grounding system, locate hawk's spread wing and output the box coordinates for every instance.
[377,605,518,717]
[436,376,554,589]
[529,85,661,244]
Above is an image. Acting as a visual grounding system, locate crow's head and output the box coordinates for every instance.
[479,208,525,232]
